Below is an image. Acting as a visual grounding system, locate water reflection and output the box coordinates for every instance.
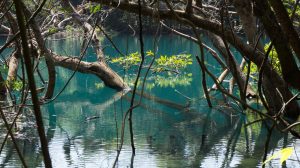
[0,34,299,167]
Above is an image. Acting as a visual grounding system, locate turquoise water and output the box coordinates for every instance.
[0,34,299,167]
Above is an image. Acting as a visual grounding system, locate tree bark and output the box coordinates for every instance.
[232,0,264,50]
[208,33,247,102]
[51,53,129,90]
[253,0,300,90]
[7,52,19,82]
[268,0,300,61]
[195,0,202,8]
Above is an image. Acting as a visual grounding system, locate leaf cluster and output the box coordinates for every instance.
[111,50,192,74]
[109,51,193,89]
[243,42,281,77]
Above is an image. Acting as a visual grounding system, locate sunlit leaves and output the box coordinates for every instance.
[89,4,102,14]
[243,42,281,76]
[154,54,192,73]
[263,147,294,165]
[146,50,154,56]
[12,80,23,91]
[111,52,141,69]
[264,43,281,74]
[5,79,23,91]
[110,51,193,89]
[95,82,105,89]
[48,26,58,34]
[283,0,300,18]
[111,51,192,73]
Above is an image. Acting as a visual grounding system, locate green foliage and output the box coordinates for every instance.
[284,0,300,17]
[154,54,192,73]
[65,25,74,33]
[264,43,281,74]
[12,80,23,91]
[89,4,102,14]
[95,82,104,89]
[6,79,23,91]
[0,65,8,73]
[111,51,192,74]
[111,51,193,89]
[48,26,58,34]
[243,42,281,76]
[111,52,141,69]
[146,50,154,56]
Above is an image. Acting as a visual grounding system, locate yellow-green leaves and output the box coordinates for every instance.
[48,26,58,34]
[111,52,141,69]
[263,147,294,165]
[89,4,102,14]
[242,42,281,76]
[110,51,193,88]
[155,54,192,72]
[95,82,104,89]
[146,50,154,56]
[110,51,192,72]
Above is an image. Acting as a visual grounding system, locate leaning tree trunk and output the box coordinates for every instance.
[21,2,128,94]
[232,0,290,117]
[208,32,255,103]
[51,53,128,90]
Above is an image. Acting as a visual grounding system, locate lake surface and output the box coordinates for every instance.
[0,33,299,167]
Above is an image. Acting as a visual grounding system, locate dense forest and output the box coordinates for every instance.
[0,0,300,167]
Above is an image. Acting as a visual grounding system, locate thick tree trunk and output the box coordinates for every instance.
[268,0,300,61]
[44,57,56,99]
[51,53,128,90]
[253,0,300,90]
[19,2,128,96]
[7,52,19,82]
[231,0,291,117]
[208,33,249,102]
[232,0,264,50]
